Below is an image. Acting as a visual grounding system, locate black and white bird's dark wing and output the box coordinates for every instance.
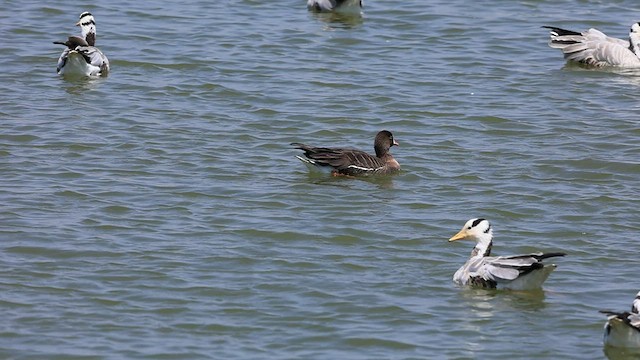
[543,25,640,67]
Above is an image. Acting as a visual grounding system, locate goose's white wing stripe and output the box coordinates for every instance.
[346,164,384,172]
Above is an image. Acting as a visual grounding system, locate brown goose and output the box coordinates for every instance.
[291,130,400,177]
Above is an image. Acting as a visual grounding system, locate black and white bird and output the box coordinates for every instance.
[307,0,363,13]
[600,291,640,349]
[54,12,109,77]
[448,218,566,290]
[543,23,640,67]
[291,130,400,177]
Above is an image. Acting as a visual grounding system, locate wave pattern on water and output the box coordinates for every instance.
[1,0,640,359]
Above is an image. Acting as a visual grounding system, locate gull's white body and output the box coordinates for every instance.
[545,23,640,67]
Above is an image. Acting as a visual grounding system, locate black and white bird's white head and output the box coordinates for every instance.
[76,12,97,45]
[629,22,640,54]
[449,218,493,243]
[373,130,399,157]
[632,291,640,314]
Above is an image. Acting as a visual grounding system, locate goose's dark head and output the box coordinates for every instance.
[374,130,399,157]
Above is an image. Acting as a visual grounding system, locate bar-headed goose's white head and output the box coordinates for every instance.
[448,218,494,257]
[76,12,96,46]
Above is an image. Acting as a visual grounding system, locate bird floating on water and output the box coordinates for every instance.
[291,130,400,177]
[448,218,566,290]
[600,291,640,349]
[307,0,363,13]
[543,23,640,67]
[54,12,110,77]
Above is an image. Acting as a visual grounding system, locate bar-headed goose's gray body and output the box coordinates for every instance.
[448,218,565,291]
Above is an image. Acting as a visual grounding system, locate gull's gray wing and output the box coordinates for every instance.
[56,48,71,73]
[547,27,640,67]
[77,46,110,74]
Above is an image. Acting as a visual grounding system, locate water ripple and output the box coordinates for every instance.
[1,0,639,359]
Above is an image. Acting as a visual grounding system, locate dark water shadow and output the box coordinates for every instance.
[457,287,548,314]
[59,75,108,95]
[497,288,548,311]
[560,62,640,76]
[604,345,640,360]
[560,63,640,88]
[308,11,364,29]
[297,170,396,190]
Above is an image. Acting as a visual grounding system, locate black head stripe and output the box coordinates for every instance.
[484,224,491,234]
[79,12,93,19]
[82,20,96,26]
[471,218,485,228]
